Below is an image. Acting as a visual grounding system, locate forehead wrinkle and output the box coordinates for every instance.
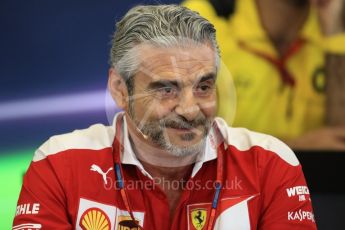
[141,58,214,76]
[141,68,216,87]
[139,46,214,66]
[137,44,216,83]
[142,56,213,68]
[141,64,215,82]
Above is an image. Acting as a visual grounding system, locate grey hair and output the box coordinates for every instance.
[109,4,220,93]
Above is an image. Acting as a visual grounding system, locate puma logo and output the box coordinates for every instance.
[90,164,113,185]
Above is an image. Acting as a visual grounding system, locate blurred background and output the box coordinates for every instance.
[0,0,181,228]
[0,0,344,229]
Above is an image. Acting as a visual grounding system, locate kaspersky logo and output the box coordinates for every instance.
[79,208,111,230]
[190,208,208,230]
[288,209,315,223]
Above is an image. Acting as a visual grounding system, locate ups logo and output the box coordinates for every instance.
[117,216,140,230]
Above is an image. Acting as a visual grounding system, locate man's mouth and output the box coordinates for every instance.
[166,125,202,136]
[168,127,193,132]
[160,117,207,136]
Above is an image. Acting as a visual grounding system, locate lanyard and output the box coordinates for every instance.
[112,114,225,230]
[239,38,306,88]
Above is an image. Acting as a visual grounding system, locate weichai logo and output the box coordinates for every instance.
[286,186,309,197]
[79,207,110,230]
[286,186,310,202]
[117,216,140,230]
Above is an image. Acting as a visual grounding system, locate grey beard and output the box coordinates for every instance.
[133,115,212,157]
[163,138,207,157]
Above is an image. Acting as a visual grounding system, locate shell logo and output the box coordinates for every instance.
[79,208,111,230]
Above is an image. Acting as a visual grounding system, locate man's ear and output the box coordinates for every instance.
[108,68,129,110]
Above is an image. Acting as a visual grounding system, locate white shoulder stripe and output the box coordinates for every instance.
[13,223,42,230]
[33,115,299,167]
[33,123,115,162]
[215,117,299,166]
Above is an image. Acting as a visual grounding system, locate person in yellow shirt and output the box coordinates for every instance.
[183,0,345,149]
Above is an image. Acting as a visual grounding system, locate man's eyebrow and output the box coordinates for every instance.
[197,73,217,83]
[147,80,179,89]
[146,73,216,89]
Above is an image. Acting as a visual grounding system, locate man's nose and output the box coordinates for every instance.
[174,89,200,121]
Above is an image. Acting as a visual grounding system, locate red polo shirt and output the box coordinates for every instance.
[13,113,316,229]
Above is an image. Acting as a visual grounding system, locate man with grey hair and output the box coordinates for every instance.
[13,4,316,229]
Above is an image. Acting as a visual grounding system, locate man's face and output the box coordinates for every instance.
[127,43,217,156]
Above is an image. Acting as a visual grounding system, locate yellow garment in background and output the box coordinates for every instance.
[183,0,343,140]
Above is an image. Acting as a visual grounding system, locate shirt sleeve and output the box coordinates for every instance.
[258,148,317,230]
[321,33,345,54]
[12,152,72,229]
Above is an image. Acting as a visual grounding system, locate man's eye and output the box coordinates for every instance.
[194,82,214,96]
[200,85,210,91]
[157,87,178,98]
